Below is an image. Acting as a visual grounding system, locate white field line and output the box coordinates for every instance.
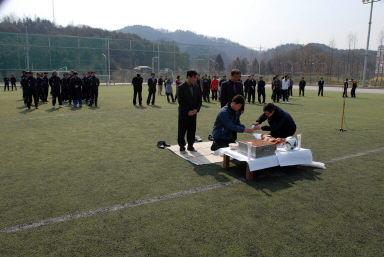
[1,146,383,234]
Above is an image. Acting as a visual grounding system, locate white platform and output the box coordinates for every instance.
[217,147,325,172]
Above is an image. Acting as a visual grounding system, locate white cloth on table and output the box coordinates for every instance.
[217,147,325,172]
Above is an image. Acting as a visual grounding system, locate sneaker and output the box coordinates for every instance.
[180,147,186,154]
[287,101,290,104]
[59,105,63,108]
[52,105,56,109]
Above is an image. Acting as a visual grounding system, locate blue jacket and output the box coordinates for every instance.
[212,103,245,141]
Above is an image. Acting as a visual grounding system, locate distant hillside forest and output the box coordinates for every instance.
[0,17,378,84]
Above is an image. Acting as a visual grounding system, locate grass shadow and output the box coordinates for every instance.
[193,160,322,195]
[19,108,34,114]
[134,105,147,109]
[245,165,322,195]
[150,105,162,109]
[46,107,60,112]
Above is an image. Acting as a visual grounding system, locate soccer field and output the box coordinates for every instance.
[0,86,384,257]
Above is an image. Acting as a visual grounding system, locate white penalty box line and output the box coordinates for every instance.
[1,146,384,234]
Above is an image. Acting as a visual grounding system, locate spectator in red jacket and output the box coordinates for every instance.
[211,76,219,101]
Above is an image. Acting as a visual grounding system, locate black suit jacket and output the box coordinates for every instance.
[148,78,157,92]
[178,82,202,117]
[220,80,244,108]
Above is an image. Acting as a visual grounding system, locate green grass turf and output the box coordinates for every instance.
[0,86,383,256]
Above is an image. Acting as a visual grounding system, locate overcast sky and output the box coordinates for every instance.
[0,0,383,51]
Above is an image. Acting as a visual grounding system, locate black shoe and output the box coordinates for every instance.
[180,147,186,154]
[187,146,197,152]
[157,141,165,149]
[208,135,214,141]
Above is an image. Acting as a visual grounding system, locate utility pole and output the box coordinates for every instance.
[258,45,263,76]
[107,38,111,85]
[25,24,29,70]
[52,0,55,23]
[157,42,160,74]
[361,0,381,87]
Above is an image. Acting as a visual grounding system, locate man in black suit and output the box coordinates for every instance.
[220,69,244,108]
[247,75,256,104]
[177,70,202,153]
[257,76,266,104]
[132,74,143,106]
[299,77,306,96]
[147,73,157,105]
[318,77,325,96]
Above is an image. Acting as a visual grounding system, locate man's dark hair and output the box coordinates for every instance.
[263,103,276,113]
[232,95,245,105]
[231,69,241,76]
[137,74,141,77]
[151,73,155,76]
[187,70,197,78]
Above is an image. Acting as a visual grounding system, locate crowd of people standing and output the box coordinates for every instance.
[5,70,100,110]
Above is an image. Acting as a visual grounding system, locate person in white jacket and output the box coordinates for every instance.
[281,75,290,104]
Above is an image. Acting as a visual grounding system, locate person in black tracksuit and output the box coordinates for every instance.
[49,71,62,108]
[61,73,69,103]
[82,73,90,103]
[36,73,44,103]
[288,77,293,96]
[25,72,39,109]
[158,76,164,96]
[89,72,100,107]
[147,73,157,105]
[343,78,348,98]
[20,71,28,105]
[41,72,49,103]
[318,78,324,96]
[202,75,210,102]
[70,72,83,107]
[299,77,306,96]
[253,103,296,138]
[247,76,256,104]
[351,79,357,98]
[10,75,17,91]
[3,76,10,91]
[132,73,143,106]
[177,70,202,152]
[243,76,250,100]
[271,76,281,103]
[257,76,266,104]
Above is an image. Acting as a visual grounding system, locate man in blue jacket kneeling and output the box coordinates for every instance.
[211,95,254,151]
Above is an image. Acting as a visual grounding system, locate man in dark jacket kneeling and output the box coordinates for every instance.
[211,95,254,151]
[253,103,296,138]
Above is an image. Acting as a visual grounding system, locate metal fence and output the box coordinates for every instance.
[0,31,233,84]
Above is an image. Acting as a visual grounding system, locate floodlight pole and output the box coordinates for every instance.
[107,38,111,86]
[52,0,55,23]
[362,0,380,87]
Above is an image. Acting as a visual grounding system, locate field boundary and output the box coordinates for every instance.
[1,146,384,234]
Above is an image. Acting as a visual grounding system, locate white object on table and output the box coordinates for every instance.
[217,147,325,172]
[297,134,302,149]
